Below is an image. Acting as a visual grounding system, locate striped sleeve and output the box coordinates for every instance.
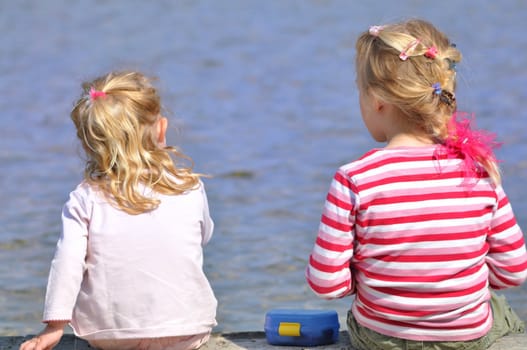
[485,185,527,289]
[306,169,356,299]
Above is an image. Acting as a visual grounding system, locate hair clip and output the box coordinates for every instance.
[424,46,438,59]
[440,90,456,107]
[399,39,421,61]
[432,82,442,95]
[89,87,107,100]
[369,25,385,37]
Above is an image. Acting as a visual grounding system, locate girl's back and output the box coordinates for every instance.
[335,146,521,340]
[49,180,216,340]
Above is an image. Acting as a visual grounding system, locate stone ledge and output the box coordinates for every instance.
[2,331,526,349]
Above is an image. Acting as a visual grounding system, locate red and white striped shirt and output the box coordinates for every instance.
[306,146,527,341]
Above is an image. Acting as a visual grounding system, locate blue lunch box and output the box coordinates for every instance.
[264,309,340,346]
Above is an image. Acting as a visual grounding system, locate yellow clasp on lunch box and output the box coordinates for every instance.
[278,322,301,337]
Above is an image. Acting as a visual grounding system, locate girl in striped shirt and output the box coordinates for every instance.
[306,19,527,350]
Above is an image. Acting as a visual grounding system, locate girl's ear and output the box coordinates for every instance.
[366,89,385,113]
[156,117,168,147]
[373,95,385,112]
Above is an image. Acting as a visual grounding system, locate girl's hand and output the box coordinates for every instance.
[19,321,68,350]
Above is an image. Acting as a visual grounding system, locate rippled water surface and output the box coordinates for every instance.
[1,0,527,336]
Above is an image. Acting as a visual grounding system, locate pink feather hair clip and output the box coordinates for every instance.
[435,113,501,185]
[89,87,107,100]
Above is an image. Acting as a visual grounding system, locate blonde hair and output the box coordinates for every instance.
[71,71,201,214]
[356,19,500,184]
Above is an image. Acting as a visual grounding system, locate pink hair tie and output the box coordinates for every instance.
[399,39,421,61]
[424,46,439,59]
[89,87,107,100]
[368,25,385,37]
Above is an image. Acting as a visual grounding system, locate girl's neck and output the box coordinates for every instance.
[385,132,435,148]
[382,109,435,148]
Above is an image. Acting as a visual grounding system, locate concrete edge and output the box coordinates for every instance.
[2,331,526,349]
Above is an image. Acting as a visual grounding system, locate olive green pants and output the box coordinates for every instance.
[347,292,525,350]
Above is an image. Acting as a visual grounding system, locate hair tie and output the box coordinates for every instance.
[89,87,107,100]
[446,58,457,71]
[399,39,421,61]
[432,82,442,95]
[369,25,385,37]
[424,46,438,59]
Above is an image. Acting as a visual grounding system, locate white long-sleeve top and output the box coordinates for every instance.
[43,180,217,340]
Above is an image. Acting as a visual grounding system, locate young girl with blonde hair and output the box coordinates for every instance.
[21,71,217,350]
[306,19,527,349]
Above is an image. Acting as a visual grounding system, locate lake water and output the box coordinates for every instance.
[1,0,526,336]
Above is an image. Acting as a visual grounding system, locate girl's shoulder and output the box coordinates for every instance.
[65,180,107,209]
[338,145,439,176]
[340,146,418,168]
[70,180,101,198]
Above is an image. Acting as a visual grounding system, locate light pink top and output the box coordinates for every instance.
[43,180,217,340]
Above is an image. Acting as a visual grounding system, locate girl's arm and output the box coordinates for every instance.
[20,187,90,350]
[306,169,356,299]
[200,181,214,245]
[19,320,68,350]
[43,188,89,322]
[485,186,527,289]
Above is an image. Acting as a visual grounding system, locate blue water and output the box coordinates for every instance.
[1,0,526,336]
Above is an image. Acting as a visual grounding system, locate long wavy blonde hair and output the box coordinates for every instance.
[71,71,201,214]
[356,19,500,184]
